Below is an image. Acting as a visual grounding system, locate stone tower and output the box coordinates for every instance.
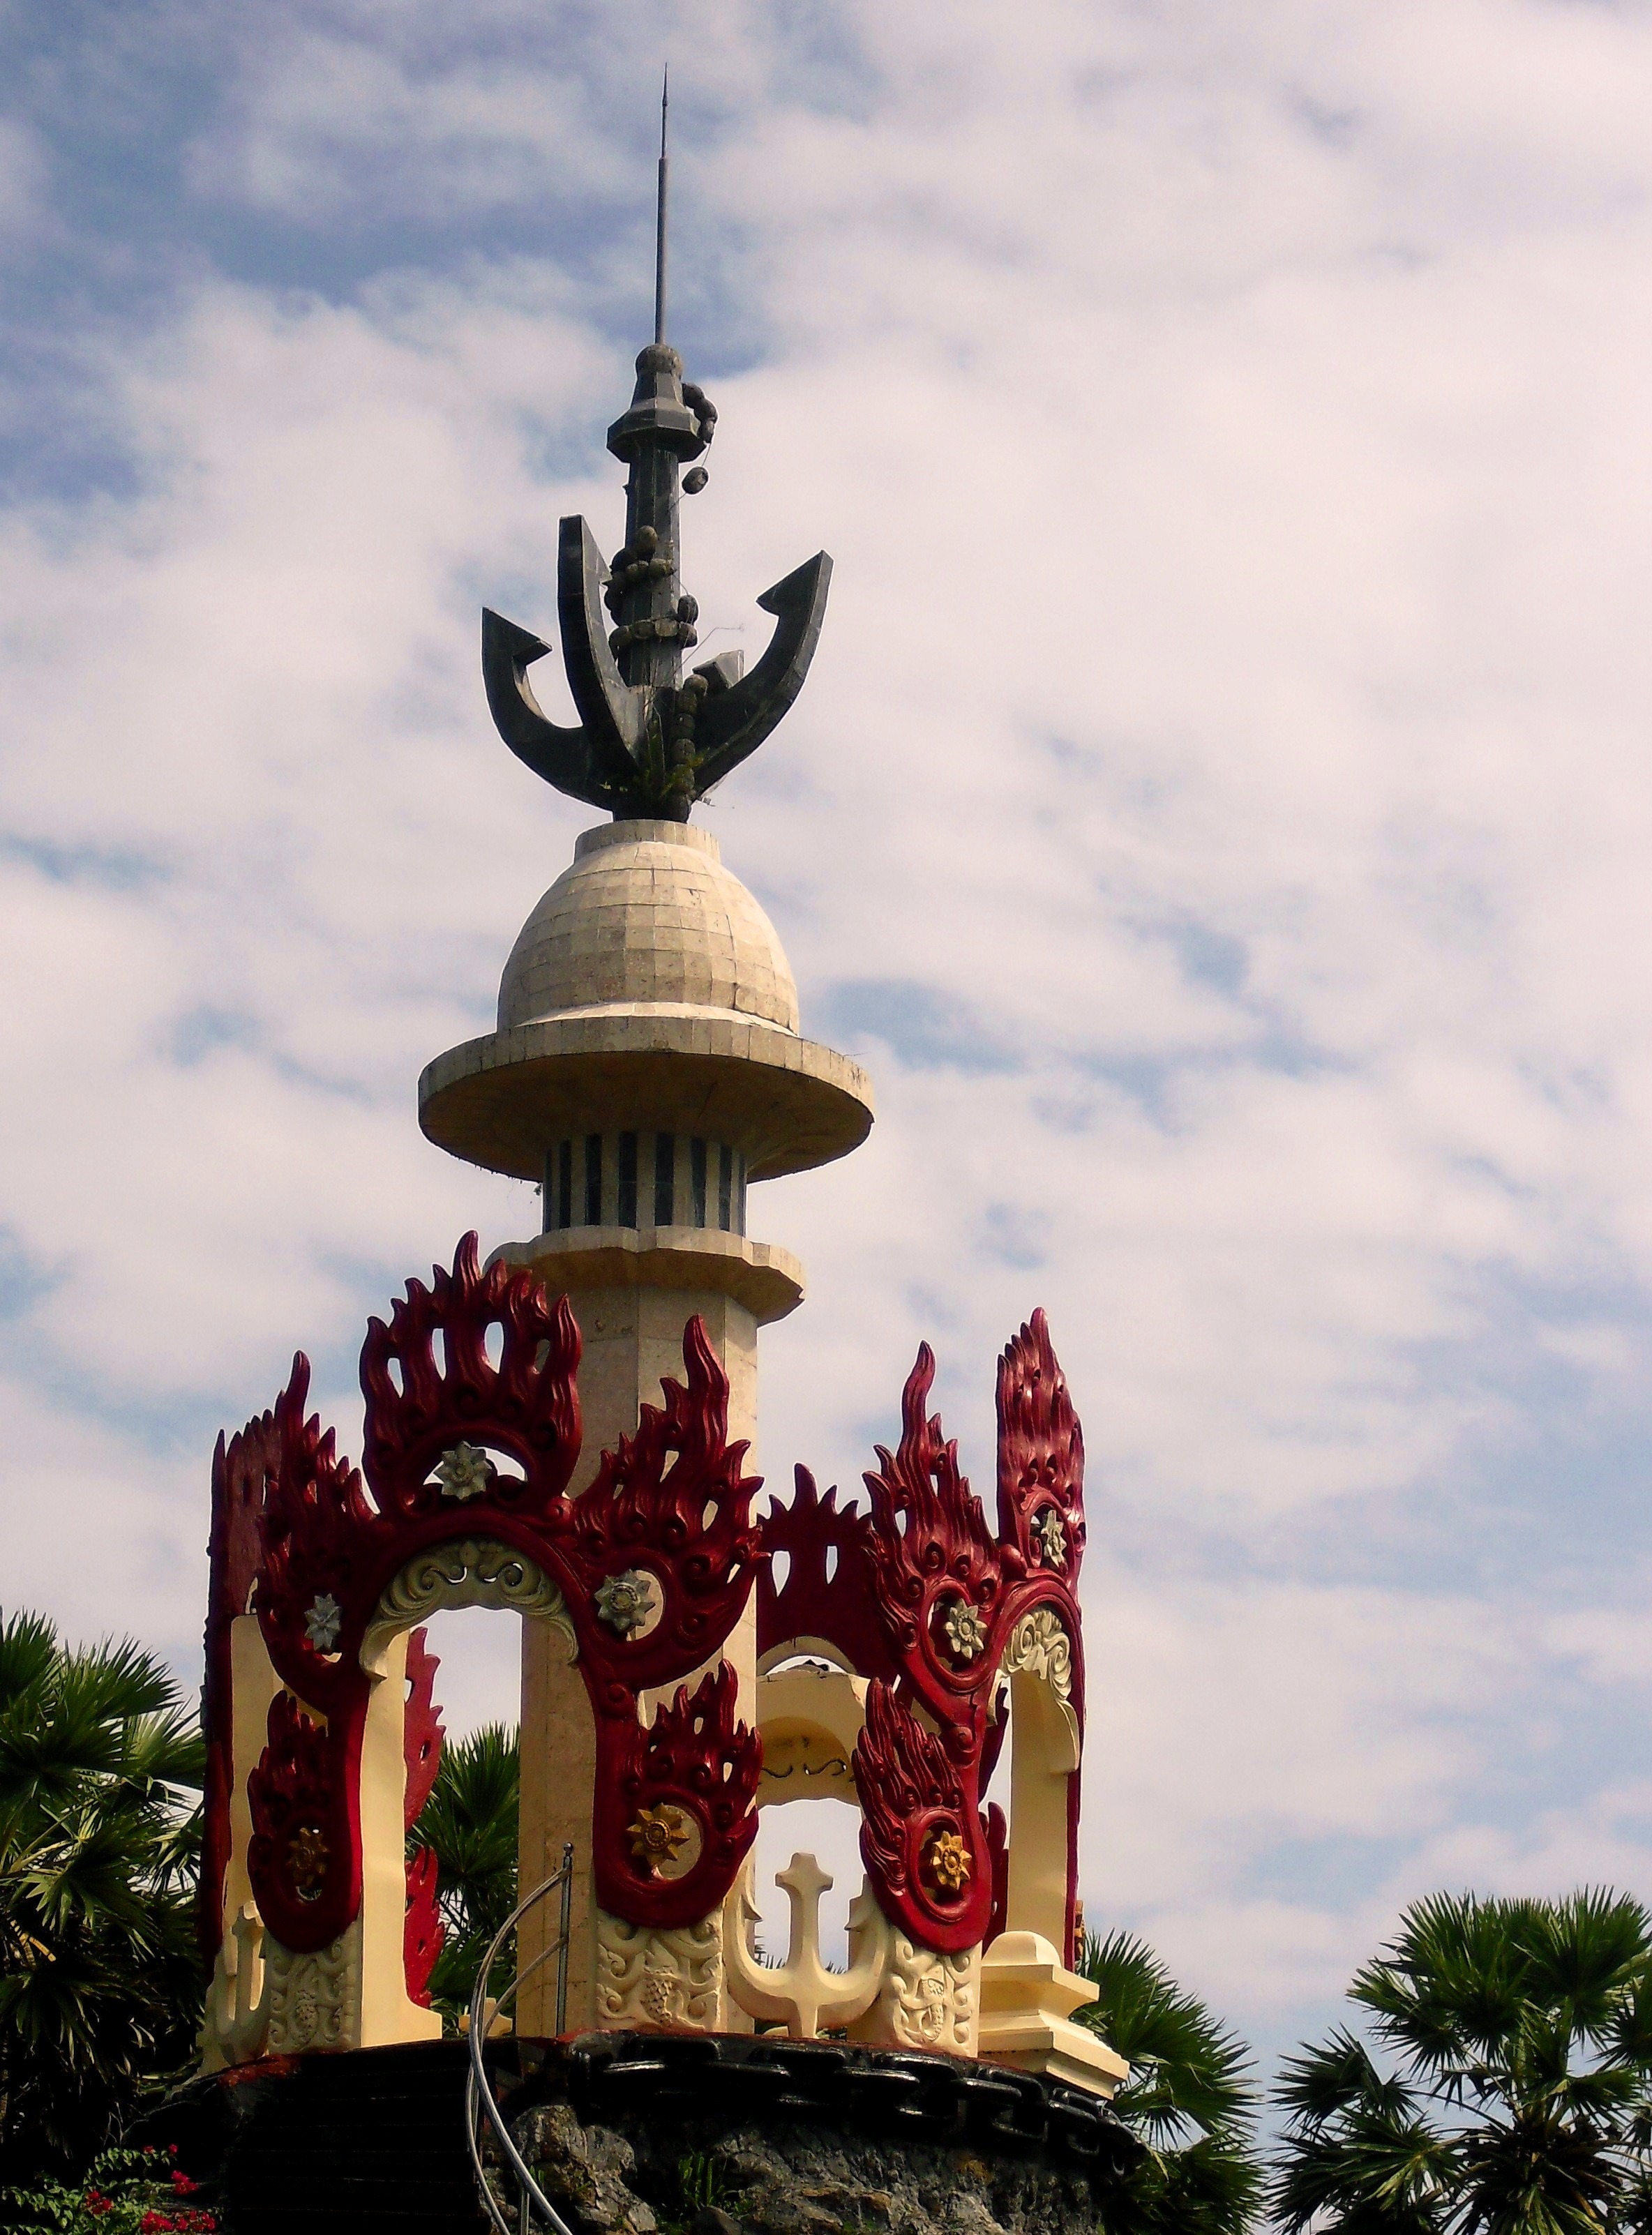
[418,813,872,2024]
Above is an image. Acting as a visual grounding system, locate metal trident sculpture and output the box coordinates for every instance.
[481,77,832,822]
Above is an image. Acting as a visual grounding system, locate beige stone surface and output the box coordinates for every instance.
[977,1930,1127,2097]
[756,1662,866,1809]
[419,1015,872,1184]
[499,820,799,1034]
[494,1226,803,1326]
[421,818,872,1185]
[356,1629,444,2048]
[515,1281,760,2035]
[1000,1623,1082,1952]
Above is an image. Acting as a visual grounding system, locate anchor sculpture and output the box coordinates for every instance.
[481,81,830,821]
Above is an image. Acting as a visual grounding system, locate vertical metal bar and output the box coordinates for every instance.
[555,1840,574,2036]
[654,70,669,345]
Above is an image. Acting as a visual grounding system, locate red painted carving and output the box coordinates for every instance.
[256,1354,382,1717]
[403,1844,443,2007]
[983,1799,1010,1950]
[592,1663,762,1928]
[206,1228,1088,1989]
[403,1628,444,1830]
[255,1237,584,1717]
[996,1310,1086,1590]
[563,1318,762,1702]
[855,1683,989,1952]
[246,1691,358,1955]
[756,1468,897,1684]
[798,1316,1088,1955]
[200,1410,276,1964]
[359,1232,582,1516]
[401,1626,445,2006]
[205,1237,763,1969]
[862,1346,1002,1734]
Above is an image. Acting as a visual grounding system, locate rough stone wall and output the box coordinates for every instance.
[509,2076,1118,2235]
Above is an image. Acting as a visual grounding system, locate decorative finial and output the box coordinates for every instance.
[480,84,832,823]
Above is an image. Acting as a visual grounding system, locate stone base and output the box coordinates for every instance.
[137,2032,1141,2235]
[509,2032,1139,2235]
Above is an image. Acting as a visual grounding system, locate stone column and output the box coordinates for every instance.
[506,1261,773,2035]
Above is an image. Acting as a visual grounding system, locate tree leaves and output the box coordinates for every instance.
[0,1610,204,2188]
[1272,1891,1652,2235]
[407,1720,520,2022]
[1077,1928,1261,2235]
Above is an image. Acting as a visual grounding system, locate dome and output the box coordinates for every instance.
[497,820,799,1034]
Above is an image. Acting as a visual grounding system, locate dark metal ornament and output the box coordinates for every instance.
[481,82,831,821]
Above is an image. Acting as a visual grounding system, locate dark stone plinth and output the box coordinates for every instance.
[511,2033,1136,2235]
[134,2040,486,2234]
[135,2032,1138,2235]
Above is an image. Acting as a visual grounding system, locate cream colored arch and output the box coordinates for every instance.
[359,1540,578,2047]
[996,1607,1079,1951]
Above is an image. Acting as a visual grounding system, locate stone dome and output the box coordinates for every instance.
[497,820,799,1034]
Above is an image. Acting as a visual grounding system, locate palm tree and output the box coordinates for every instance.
[408,1721,519,2021]
[1078,1927,1261,2235]
[0,1609,204,2186]
[1271,1889,1652,2235]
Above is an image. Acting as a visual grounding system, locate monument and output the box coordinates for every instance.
[179,94,1129,2235]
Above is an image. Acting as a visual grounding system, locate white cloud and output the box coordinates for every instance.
[4,0,1652,2071]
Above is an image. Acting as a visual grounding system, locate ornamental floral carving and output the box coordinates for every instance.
[995,1309,1086,1589]
[790,1313,1088,1959]
[596,1912,722,2031]
[593,1664,761,1928]
[855,1683,988,1952]
[264,1929,358,2055]
[246,1691,356,1954]
[859,1935,979,2056]
[560,1318,762,1700]
[211,1236,769,1979]
[203,1223,1095,2062]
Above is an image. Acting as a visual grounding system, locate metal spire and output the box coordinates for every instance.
[654,68,669,347]
[478,72,833,821]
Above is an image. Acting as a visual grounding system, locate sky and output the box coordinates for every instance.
[3,0,1652,2095]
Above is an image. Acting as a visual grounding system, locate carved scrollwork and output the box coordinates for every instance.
[593,1664,761,1927]
[365,1540,576,1671]
[264,1926,359,2054]
[596,1911,722,2030]
[246,1692,356,1955]
[767,1311,1089,1962]
[853,1683,989,1952]
[858,1935,979,2056]
[998,1607,1074,1702]
[996,1310,1085,1588]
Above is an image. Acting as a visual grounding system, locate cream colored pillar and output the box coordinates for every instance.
[512,1274,760,2033]
[356,1630,444,2047]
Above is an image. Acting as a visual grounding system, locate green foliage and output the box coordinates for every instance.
[1078,1928,1261,2235]
[408,1720,519,2022]
[1271,1888,1652,2235]
[0,1610,204,2188]
[1,2139,216,2232]
[676,2148,739,2215]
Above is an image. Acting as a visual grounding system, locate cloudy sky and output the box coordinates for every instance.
[5,0,1652,2086]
